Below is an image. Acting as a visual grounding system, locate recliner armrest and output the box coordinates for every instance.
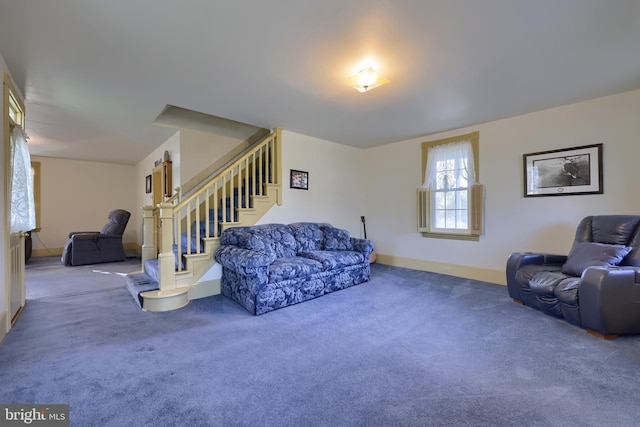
[68,231,100,238]
[579,266,640,336]
[506,252,567,300]
[71,233,122,241]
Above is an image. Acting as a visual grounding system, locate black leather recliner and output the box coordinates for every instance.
[506,215,640,338]
[61,209,131,266]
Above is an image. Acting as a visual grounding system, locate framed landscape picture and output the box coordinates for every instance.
[523,143,603,197]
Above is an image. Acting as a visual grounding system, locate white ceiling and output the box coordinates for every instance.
[1,0,639,165]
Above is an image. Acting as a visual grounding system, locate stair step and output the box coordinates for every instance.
[125,273,159,308]
[144,259,159,281]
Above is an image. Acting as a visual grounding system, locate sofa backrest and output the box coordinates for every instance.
[221,223,297,258]
[288,222,329,252]
[573,215,640,266]
[261,224,298,258]
[221,222,354,258]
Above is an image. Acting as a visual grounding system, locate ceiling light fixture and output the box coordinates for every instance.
[347,60,390,93]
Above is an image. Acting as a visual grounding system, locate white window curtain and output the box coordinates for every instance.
[422,140,476,190]
[10,125,36,233]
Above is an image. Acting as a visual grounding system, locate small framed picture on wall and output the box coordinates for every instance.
[290,169,308,190]
[145,175,152,194]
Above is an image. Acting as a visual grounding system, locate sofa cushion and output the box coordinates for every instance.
[554,277,582,326]
[561,242,631,276]
[529,271,568,297]
[289,222,325,252]
[268,257,324,282]
[529,271,567,318]
[257,224,298,258]
[554,277,581,306]
[323,226,353,251]
[299,250,365,270]
[222,229,275,257]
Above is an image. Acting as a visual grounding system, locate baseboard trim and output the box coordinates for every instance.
[375,254,506,285]
[32,242,139,258]
[32,247,63,257]
[124,242,140,253]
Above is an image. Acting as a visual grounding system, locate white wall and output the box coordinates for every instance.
[259,130,368,238]
[179,128,245,185]
[30,156,137,254]
[365,89,640,280]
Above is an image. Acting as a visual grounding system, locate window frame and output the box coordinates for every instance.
[420,131,480,241]
[31,161,41,232]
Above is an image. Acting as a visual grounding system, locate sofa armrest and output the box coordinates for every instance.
[350,237,374,258]
[506,252,567,300]
[579,266,640,336]
[215,245,275,275]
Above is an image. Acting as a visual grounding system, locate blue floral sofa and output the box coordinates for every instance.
[214,222,374,315]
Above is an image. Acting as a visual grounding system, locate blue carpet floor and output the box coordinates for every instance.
[1,260,640,426]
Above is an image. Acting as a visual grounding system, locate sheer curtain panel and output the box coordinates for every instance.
[10,125,36,233]
[422,140,476,190]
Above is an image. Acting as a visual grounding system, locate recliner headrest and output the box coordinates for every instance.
[574,215,640,267]
[590,215,640,245]
[101,209,131,236]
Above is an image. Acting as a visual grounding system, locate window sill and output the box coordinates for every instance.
[420,232,479,241]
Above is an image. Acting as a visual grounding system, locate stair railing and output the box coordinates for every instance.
[142,129,281,290]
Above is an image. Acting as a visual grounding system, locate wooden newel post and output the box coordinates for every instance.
[157,202,176,290]
[141,205,156,267]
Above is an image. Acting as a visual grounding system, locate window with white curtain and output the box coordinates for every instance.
[5,75,36,234]
[420,131,484,240]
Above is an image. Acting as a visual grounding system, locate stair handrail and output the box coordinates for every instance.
[151,128,281,289]
[179,128,272,200]
[166,187,181,205]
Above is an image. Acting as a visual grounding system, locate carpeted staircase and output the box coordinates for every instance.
[133,129,282,311]
[128,184,266,309]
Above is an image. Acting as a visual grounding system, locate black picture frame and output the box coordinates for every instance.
[145,174,152,194]
[523,143,603,197]
[290,169,308,190]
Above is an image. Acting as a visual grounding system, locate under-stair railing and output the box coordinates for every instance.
[143,128,281,286]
